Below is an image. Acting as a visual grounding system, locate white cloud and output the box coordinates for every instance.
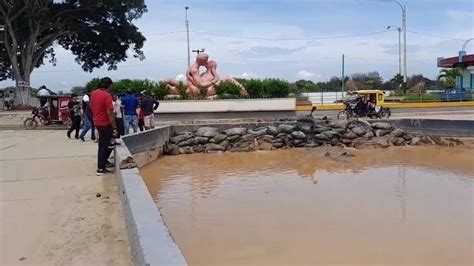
[175,74,186,81]
[297,70,315,80]
[241,72,257,79]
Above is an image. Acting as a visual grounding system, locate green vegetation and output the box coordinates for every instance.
[438,68,462,90]
[215,82,242,97]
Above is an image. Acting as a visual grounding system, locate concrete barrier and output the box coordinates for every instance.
[156,98,296,113]
[121,126,171,168]
[389,119,474,137]
[115,128,187,266]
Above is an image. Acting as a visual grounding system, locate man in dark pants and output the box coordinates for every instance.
[90,77,118,176]
[67,94,81,139]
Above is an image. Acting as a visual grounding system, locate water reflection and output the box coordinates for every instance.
[140,146,474,265]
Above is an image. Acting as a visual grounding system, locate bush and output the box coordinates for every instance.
[86,78,101,92]
[151,82,170,100]
[216,82,242,97]
[240,79,264,97]
[262,78,290,98]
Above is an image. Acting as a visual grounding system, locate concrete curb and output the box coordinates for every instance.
[296,101,474,111]
[115,134,187,266]
[390,119,474,137]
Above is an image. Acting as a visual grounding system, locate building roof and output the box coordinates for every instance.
[438,54,474,68]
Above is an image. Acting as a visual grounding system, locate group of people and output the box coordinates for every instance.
[64,77,159,175]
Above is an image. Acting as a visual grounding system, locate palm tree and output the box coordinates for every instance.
[390,73,404,92]
[437,68,461,80]
[437,68,461,90]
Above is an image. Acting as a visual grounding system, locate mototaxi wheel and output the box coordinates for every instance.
[380,108,391,119]
[337,110,349,120]
[23,118,38,130]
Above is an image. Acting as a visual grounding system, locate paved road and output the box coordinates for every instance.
[0,107,472,129]
[0,130,132,265]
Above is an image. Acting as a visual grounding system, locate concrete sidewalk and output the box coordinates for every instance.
[0,130,132,265]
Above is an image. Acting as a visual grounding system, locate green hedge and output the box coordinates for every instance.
[240,78,290,98]
[85,78,169,99]
[84,78,291,99]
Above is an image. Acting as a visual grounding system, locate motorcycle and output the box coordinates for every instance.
[23,106,73,130]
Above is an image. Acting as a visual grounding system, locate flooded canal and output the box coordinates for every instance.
[141,147,473,265]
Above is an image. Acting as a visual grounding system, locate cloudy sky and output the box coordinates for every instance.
[1,0,473,91]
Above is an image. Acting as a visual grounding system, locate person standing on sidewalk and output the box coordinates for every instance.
[79,93,96,141]
[91,77,118,176]
[113,94,124,136]
[122,90,139,135]
[67,94,82,139]
[140,91,159,130]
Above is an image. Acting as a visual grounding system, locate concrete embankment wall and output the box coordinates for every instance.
[115,127,187,266]
[391,119,474,138]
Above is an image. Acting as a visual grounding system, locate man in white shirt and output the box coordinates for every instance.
[37,85,50,107]
[113,95,124,136]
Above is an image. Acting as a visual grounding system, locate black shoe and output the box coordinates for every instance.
[91,137,96,141]
[67,132,71,139]
[96,168,112,176]
[80,136,85,142]
[75,136,79,140]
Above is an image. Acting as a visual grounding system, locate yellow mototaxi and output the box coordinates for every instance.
[338,90,391,119]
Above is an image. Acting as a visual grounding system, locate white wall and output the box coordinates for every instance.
[155,98,296,113]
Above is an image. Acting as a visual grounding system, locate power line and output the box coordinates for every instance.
[345,56,432,62]
[189,29,395,41]
[407,30,468,41]
[34,58,187,74]
[144,31,186,37]
[140,29,469,42]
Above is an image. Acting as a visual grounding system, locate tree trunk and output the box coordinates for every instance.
[15,76,31,107]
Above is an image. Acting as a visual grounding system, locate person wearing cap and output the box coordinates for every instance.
[122,90,139,135]
[90,77,118,176]
[140,90,159,130]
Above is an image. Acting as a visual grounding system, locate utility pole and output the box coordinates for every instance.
[387,25,402,75]
[378,1,407,83]
[185,6,191,68]
[402,3,407,84]
[341,54,345,96]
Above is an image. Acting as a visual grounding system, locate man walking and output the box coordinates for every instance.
[113,94,124,136]
[79,93,96,141]
[67,94,82,139]
[140,91,159,130]
[122,90,139,135]
[90,77,118,176]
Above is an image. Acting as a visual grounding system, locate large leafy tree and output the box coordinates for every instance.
[350,71,382,90]
[0,0,147,105]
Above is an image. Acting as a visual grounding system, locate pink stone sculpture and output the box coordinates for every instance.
[164,53,248,97]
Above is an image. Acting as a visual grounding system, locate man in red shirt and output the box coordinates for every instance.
[90,77,118,175]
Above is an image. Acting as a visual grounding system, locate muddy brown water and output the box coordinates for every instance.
[141,146,473,265]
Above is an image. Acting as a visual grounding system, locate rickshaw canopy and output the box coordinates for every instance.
[352,90,385,105]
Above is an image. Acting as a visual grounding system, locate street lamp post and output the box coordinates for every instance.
[378,0,407,83]
[387,25,402,75]
[185,6,191,69]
